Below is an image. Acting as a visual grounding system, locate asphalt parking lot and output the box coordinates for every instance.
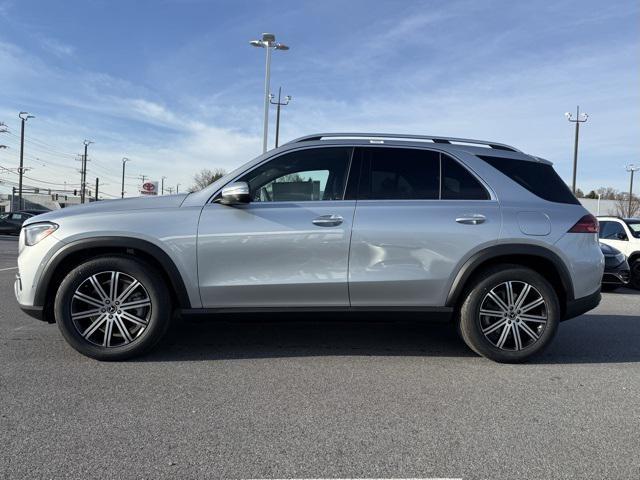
[1,235,639,480]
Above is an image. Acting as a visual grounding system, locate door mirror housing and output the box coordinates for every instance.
[220,182,251,205]
[616,231,628,241]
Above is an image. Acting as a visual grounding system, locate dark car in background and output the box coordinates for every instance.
[600,242,630,291]
[0,211,48,235]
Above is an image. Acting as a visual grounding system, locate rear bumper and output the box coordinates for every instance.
[563,289,601,321]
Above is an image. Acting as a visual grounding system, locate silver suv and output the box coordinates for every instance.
[14,133,604,362]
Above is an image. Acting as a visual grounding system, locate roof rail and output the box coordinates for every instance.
[286,133,521,152]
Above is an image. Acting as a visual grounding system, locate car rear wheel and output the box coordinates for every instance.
[54,256,172,360]
[458,265,560,363]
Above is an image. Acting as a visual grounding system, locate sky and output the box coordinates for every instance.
[0,0,638,198]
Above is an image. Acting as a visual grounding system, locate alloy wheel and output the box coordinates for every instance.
[479,281,548,351]
[70,271,152,348]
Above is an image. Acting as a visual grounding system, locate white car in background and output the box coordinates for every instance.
[598,216,640,289]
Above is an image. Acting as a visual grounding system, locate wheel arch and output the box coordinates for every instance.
[36,237,191,323]
[628,251,640,265]
[445,244,574,317]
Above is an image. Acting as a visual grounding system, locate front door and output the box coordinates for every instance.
[197,146,356,308]
[348,147,502,307]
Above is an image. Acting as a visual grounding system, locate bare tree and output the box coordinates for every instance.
[614,194,640,217]
[189,168,226,192]
[596,187,620,200]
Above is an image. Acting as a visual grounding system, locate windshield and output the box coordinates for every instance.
[0,213,8,220]
[626,220,640,238]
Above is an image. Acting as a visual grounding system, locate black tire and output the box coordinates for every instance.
[630,259,640,290]
[457,265,560,363]
[54,255,172,360]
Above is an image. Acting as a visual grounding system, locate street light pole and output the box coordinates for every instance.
[18,112,35,210]
[565,106,589,194]
[250,33,290,154]
[626,164,640,217]
[80,140,93,204]
[269,86,292,148]
[121,157,130,198]
[161,176,166,195]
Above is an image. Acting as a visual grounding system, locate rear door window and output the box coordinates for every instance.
[357,147,489,200]
[441,155,490,200]
[478,155,579,204]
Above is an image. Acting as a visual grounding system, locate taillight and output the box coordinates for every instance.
[568,214,599,233]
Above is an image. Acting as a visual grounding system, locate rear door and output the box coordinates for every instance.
[348,146,501,307]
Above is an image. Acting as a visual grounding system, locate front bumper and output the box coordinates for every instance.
[563,289,601,321]
[14,272,46,321]
[602,259,631,286]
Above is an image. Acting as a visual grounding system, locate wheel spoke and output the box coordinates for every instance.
[520,313,547,323]
[109,272,119,301]
[72,308,103,320]
[73,291,104,309]
[482,318,507,335]
[113,316,133,343]
[103,319,114,347]
[480,309,505,318]
[119,299,151,311]
[89,275,109,302]
[521,297,545,314]
[514,284,531,310]
[116,280,140,304]
[513,323,523,350]
[496,323,511,349]
[505,282,515,307]
[487,291,509,313]
[519,321,540,340]
[82,314,107,339]
[120,310,149,327]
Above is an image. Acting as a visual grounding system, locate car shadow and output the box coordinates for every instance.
[135,310,640,364]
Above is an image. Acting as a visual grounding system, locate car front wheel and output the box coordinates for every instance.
[458,265,560,363]
[54,255,172,360]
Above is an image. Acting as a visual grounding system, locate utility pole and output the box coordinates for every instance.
[121,157,130,198]
[139,174,148,184]
[167,186,174,195]
[565,106,589,194]
[80,140,93,204]
[269,86,292,148]
[161,176,166,195]
[626,164,640,217]
[95,178,99,201]
[18,112,35,210]
[176,183,180,194]
[250,33,290,153]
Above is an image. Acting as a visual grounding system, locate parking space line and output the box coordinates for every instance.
[0,266,18,272]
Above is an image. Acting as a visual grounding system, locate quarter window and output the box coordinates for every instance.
[238,147,352,202]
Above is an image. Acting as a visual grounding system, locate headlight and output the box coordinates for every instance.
[23,222,58,246]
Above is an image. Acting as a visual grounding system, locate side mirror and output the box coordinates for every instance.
[616,232,628,241]
[220,182,250,205]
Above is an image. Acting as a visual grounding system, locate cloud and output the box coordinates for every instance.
[37,35,75,57]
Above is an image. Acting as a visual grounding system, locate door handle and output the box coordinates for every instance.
[456,214,486,225]
[312,214,344,227]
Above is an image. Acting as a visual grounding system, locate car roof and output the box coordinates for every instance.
[282,133,551,164]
